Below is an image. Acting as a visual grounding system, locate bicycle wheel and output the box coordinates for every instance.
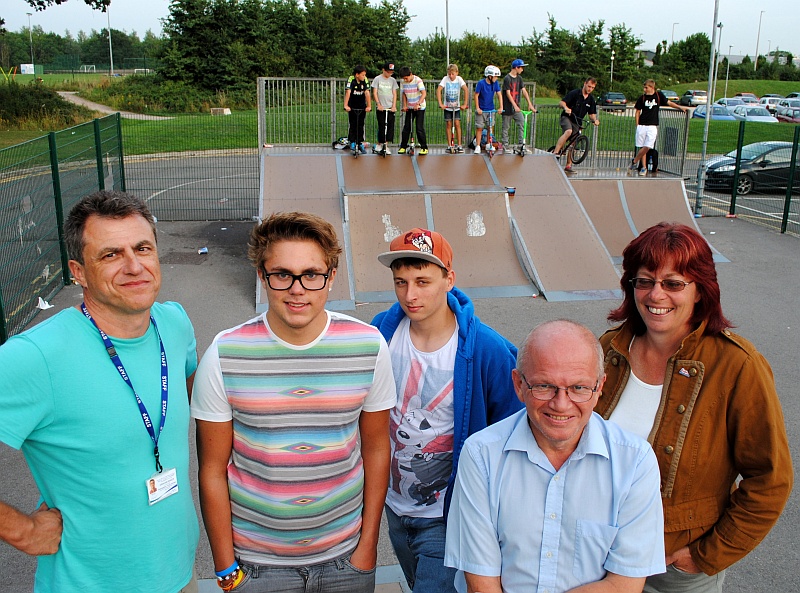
[570,135,589,164]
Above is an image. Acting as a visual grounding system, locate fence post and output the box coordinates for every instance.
[679,111,690,178]
[116,113,127,191]
[48,132,72,285]
[780,126,800,234]
[0,280,7,343]
[330,78,337,144]
[94,118,105,191]
[729,120,746,216]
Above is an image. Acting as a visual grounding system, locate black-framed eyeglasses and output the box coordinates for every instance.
[519,372,598,403]
[630,277,693,292]
[263,270,331,291]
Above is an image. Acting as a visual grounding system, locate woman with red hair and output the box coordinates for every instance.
[596,222,792,593]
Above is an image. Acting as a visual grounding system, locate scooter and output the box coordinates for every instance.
[514,110,533,157]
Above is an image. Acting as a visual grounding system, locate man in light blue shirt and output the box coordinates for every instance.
[444,319,665,593]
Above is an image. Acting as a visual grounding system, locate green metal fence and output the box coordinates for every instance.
[0,114,124,343]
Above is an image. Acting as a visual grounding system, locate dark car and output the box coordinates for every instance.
[699,141,800,195]
[786,92,800,99]
[777,108,800,124]
[679,90,707,106]
[599,92,627,110]
[661,89,679,102]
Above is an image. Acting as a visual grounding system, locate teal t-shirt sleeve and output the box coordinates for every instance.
[0,336,55,449]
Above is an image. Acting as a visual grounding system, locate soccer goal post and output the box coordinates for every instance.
[79,65,96,73]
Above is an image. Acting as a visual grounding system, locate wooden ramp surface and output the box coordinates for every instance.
[262,153,732,308]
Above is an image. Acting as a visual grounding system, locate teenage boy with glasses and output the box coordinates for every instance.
[192,211,396,593]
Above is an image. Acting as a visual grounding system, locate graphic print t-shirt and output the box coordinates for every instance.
[439,75,466,108]
[347,78,369,110]
[386,317,457,518]
[635,91,668,126]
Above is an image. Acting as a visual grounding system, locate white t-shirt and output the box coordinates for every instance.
[608,369,662,441]
[386,317,457,518]
[439,75,466,108]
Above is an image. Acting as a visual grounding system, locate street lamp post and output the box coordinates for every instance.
[445,0,449,68]
[107,6,115,76]
[26,12,34,68]
[610,50,615,90]
[487,17,490,37]
[724,45,733,98]
[712,22,723,101]
[754,10,764,71]
[672,22,679,45]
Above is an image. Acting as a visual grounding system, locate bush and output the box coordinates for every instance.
[82,76,257,114]
[0,80,95,129]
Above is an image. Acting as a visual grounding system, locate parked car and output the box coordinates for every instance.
[786,92,800,99]
[776,99,800,116]
[777,108,800,124]
[717,97,745,108]
[762,93,784,99]
[730,106,779,123]
[679,90,708,106]
[692,104,737,121]
[735,92,759,102]
[661,89,679,102]
[598,92,627,110]
[699,141,800,195]
[759,97,783,114]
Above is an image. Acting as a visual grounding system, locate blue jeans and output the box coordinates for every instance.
[231,553,375,593]
[385,505,457,593]
[644,565,726,593]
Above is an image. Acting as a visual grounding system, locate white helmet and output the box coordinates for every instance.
[484,65,501,78]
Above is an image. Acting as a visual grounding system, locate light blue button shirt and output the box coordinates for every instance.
[444,410,665,593]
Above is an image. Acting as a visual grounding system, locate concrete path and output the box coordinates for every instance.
[57,91,171,120]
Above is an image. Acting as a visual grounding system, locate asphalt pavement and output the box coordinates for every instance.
[1,215,798,593]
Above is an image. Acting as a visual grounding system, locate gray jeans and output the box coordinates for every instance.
[230,554,375,593]
[644,565,726,593]
[501,110,526,145]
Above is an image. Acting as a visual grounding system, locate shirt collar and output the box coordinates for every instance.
[505,411,610,467]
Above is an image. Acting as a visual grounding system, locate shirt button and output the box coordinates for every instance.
[546,551,553,558]
[677,405,686,414]
[664,445,675,454]
[550,513,557,519]
[554,475,560,481]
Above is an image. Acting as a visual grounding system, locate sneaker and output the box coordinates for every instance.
[628,160,638,171]
[419,148,429,155]
[564,164,573,172]
[375,143,383,152]
[359,144,366,154]
[398,147,406,154]
[474,145,481,154]
[639,168,647,176]
[456,145,464,153]
[385,147,392,155]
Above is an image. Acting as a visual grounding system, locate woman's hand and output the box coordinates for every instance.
[666,546,702,573]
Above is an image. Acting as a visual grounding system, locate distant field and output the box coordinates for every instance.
[4,73,112,87]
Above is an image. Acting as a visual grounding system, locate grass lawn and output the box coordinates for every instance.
[0,130,50,150]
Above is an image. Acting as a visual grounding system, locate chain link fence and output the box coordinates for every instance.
[0,114,123,343]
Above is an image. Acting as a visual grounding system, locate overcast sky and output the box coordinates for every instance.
[5,0,795,57]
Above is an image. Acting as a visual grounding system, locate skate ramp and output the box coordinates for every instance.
[571,178,729,263]
[491,156,622,300]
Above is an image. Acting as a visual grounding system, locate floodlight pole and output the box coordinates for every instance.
[712,23,722,102]
[610,50,615,90]
[694,0,721,216]
[724,45,733,98]
[672,22,679,45]
[27,13,34,67]
[445,0,450,68]
[754,11,764,71]
[107,6,115,76]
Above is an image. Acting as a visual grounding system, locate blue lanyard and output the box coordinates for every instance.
[81,303,169,473]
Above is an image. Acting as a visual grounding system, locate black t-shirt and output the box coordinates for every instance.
[347,78,369,110]
[634,91,668,126]
[502,74,524,115]
[561,88,597,122]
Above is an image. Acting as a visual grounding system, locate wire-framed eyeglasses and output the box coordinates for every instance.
[519,372,599,403]
[630,277,693,292]
[263,270,331,291]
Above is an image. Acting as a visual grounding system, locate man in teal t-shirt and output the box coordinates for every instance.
[0,191,198,593]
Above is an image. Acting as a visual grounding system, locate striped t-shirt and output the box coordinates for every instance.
[191,311,396,565]
[401,75,427,110]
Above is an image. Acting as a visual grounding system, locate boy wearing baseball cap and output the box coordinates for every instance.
[501,58,536,151]
[372,62,398,154]
[371,228,522,593]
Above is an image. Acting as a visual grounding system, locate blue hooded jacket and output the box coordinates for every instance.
[371,286,523,517]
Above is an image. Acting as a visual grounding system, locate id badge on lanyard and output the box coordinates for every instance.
[81,303,179,505]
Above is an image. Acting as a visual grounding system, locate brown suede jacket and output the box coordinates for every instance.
[597,320,793,575]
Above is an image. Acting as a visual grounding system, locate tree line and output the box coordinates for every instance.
[2,0,798,102]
